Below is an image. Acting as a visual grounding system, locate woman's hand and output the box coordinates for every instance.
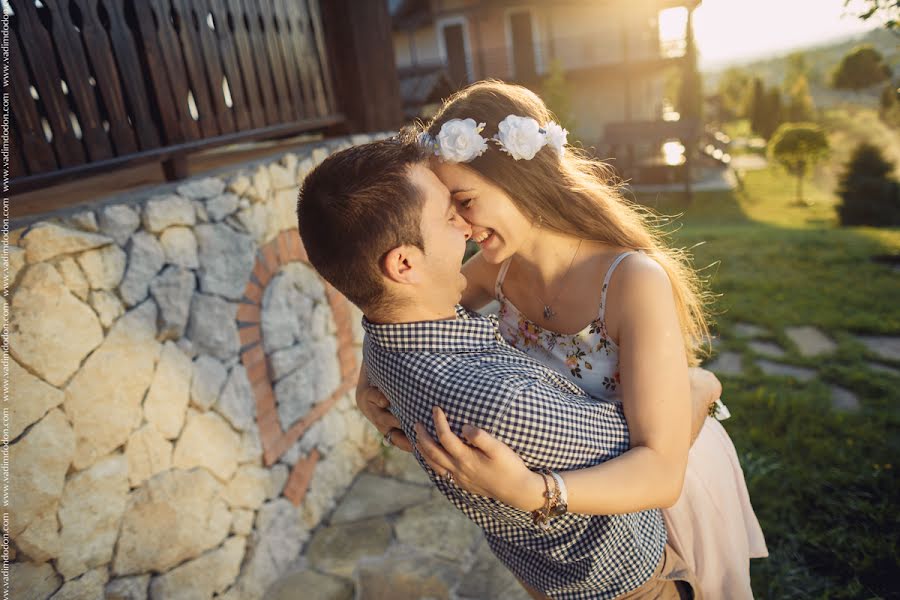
[414,406,545,512]
[355,365,413,452]
[688,367,722,443]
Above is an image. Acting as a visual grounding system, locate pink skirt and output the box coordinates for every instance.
[663,417,769,599]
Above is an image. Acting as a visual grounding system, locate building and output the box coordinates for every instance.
[389,0,704,183]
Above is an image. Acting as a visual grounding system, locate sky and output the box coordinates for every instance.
[690,0,883,68]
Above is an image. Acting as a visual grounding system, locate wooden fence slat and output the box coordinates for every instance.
[75,0,138,155]
[131,1,185,144]
[194,0,236,134]
[258,2,293,124]
[9,123,26,179]
[41,0,114,161]
[226,0,267,129]
[9,29,58,173]
[146,0,202,141]
[242,0,280,125]
[12,1,86,167]
[286,0,322,119]
[273,0,307,121]
[306,0,336,116]
[101,0,162,150]
[12,0,353,188]
[171,0,219,138]
[206,0,250,131]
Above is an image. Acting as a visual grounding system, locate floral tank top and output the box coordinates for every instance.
[495,251,636,404]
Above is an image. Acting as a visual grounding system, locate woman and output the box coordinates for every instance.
[358,80,767,598]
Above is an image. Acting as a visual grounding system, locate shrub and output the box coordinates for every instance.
[836,142,900,226]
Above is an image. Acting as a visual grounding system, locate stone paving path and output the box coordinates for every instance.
[703,322,900,413]
[264,450,531,600]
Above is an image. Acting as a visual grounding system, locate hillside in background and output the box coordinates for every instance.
[704,28,898,108]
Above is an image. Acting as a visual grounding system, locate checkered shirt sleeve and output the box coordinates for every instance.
[362,311,666,599]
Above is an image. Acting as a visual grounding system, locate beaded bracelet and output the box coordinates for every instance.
[530,468,561,530]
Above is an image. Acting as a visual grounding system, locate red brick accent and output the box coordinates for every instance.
[283,449,321,506]
[236,302,261,324]
[261,244,280,274]
[241,344,265,368]
[252,260,273,289]
[239,237,362,499]
[244,280,263,304]
[245,357,269,386]
[238,325,261,347]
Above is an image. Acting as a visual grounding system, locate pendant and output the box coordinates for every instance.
[543,305,555,319]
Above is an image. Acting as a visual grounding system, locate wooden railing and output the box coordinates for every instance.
[9,0,344,191]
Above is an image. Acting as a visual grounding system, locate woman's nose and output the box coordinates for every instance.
[460,220,472,240]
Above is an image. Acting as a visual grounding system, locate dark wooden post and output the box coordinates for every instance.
[319,0,403,133]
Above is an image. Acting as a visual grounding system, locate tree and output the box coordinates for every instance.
[769,123,830,204]
[843,0,899,33]
[541,59,577,136]
[786,75,816,122]
[747,79,784,140]
[784,52,809,90]
[759,88,784,140]
[748,78,766,136]
[677,15,703,123]
[836,142,900,226]
[879,81,900,126]
[716,67,752,121]
[831,45,893,91]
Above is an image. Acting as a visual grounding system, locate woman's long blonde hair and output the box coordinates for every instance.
[422,80,711,366]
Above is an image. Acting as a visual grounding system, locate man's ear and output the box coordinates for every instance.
[381,245,423,285]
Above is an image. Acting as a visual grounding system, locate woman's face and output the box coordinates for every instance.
[431,161,534,264]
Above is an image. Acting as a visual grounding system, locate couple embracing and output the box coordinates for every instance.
[296,80,767,599]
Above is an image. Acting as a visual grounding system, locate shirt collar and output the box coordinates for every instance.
[362,305,501,353]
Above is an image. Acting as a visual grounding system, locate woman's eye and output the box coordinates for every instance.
[459,199,473,209]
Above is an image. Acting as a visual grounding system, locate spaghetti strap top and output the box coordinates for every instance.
[494,250,638,322]
[598,250,637,322]
[493,249,639,401]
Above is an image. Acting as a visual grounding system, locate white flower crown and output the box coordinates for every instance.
[419,115,568,163]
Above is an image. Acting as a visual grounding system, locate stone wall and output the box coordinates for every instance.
[6,134,388,599]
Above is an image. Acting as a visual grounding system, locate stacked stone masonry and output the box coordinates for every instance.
[7,134,388,599]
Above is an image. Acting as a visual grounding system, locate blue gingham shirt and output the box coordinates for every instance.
[363,306,666,599]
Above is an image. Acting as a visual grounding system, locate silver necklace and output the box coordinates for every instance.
[535,239,583,320]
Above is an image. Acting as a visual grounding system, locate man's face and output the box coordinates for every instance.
[407,163,472,307]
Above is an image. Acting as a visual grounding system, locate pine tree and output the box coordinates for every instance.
[758,88,783,140]
[837,142,900,226]
[786,75,816,122]
[748,78,766,137]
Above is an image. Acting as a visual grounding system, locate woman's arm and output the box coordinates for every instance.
[551,255,692,512]
[416,255,697,514]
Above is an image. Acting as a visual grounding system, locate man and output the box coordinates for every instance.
[297,136,713,599]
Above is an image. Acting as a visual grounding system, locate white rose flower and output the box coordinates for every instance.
[495,115,547,160]
[544,121,569,158]
[435,119,489,163]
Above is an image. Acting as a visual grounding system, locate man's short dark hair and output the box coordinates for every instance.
[296,135,429,311]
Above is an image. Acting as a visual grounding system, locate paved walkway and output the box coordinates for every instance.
[265,449,531,600]
[704,324,900,412]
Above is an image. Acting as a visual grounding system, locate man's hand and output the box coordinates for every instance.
[355,365,413,452]
[688,367,722,444]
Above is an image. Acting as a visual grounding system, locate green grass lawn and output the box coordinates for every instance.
[635,161,900,598]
